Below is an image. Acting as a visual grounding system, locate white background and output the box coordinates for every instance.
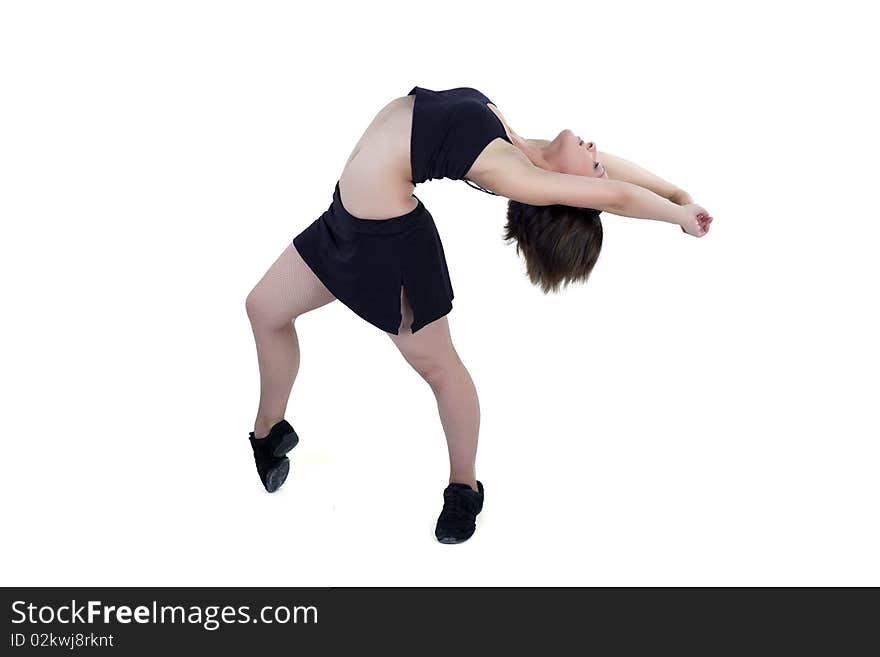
[1,1,877,586]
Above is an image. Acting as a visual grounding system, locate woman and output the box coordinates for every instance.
[245,85,713,544]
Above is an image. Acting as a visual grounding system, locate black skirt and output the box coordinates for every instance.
[292,181,454,335]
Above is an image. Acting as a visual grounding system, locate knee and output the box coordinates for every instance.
[245,288,280,329]
[245,287,260,318]
[409,354,460,389]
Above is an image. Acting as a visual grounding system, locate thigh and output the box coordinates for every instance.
[247,242,337,328]
[386,286,458,376]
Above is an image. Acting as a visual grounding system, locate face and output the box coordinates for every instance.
[543,129,608,178]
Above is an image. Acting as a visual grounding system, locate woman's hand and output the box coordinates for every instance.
[678,203,713,237]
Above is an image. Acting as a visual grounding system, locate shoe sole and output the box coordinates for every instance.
[436,529,476,544]
[272,431,299,458]
[264,458,290,493]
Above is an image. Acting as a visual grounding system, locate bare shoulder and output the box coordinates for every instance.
[465,137,532,182]
[467,143,625,211]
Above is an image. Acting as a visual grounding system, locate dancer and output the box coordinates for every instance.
[245,85,713,544]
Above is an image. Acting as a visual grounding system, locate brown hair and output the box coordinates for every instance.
[503,200,603,293]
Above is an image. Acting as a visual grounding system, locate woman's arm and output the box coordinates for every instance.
[523,139,691,203]
[596,149,690,203]
[471,149,687,226]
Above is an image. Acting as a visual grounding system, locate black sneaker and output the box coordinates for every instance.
[435,480,484,544]
[249,419,300,493]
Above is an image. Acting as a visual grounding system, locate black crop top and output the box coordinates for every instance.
[408,86,513,186]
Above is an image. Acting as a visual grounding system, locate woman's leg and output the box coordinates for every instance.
[386,287,480,492]
[245,243,336,439]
